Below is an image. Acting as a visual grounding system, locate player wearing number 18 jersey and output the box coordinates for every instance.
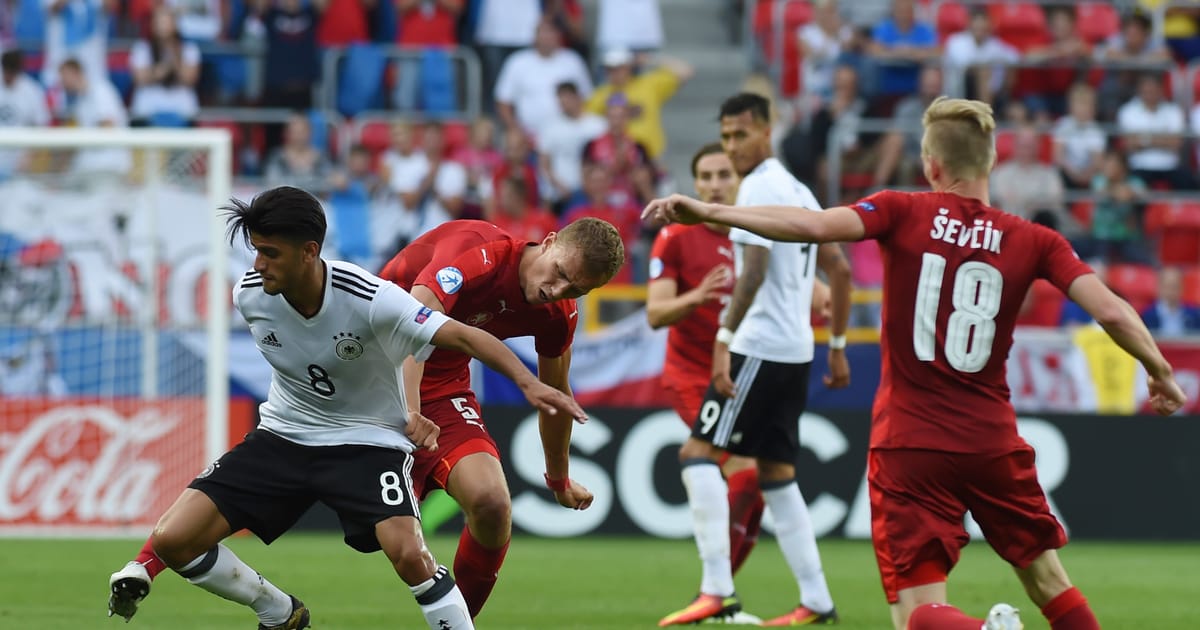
[642,97,1187,630]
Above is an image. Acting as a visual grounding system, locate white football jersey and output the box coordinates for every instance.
[728,157,820,364]
[235,260,450,450]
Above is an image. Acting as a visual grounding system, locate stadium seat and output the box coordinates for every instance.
[1144,202,1200,266]
[419,48,459,115]
[1182,266,1200,305]
[1076,3,1120,46]
[1106,263,1159,311]
[989,2,1049,52]
[108,50,133,103]
[337,44,388,117]
[936,1,968,43]
[1019,279,1065,327]
[1070,199,1095,230]
[356,118,393,158]
[14,0,44,43]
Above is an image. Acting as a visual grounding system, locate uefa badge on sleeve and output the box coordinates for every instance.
[334,331,364,360]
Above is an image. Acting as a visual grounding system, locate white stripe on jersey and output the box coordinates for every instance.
[234,260,450,451]
[728,157,818,364]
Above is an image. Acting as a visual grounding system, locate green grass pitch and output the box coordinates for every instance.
[1,535,1196,629]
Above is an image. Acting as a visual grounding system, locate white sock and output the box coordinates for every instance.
[176,544,294,626]
[410,565,474,629]
[763,481,835,613]
[681,460,734,597]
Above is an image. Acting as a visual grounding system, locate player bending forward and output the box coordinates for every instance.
[375,217,623,619]
[644,97,1187,630]
[106,186,586,630]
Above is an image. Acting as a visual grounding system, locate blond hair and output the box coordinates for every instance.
[921,96,996,181]
[557,217,625,281]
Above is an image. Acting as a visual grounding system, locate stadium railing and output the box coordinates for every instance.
[317,46,483,122]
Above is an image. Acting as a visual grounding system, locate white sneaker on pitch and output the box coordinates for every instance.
[108,561,151,622]
[982,603,1023,630]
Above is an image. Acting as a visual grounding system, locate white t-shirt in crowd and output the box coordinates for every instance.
[165,0,223,40]
[728,157,820,364]
[235,261,451,451]
[41,0,109,87]
[1117,98,1185,171]
[382,150,468,236]
[943,31,1019,94]
[538,113,607,196]
[129,39,202,119]
[1052,116,1106,174]
[494,48,593,140]
[474,0,541,47]
[0,74,52,175]
[63,78,131,174]
[597,0,664,51]
[799,22,853,99]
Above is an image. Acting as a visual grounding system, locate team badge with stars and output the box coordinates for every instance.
[333,331,364,360]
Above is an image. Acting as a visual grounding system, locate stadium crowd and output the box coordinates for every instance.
[0,0,1198,334]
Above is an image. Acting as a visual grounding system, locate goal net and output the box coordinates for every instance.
[0,128,232,535]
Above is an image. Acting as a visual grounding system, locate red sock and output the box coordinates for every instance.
[135,536,167,580]
[1041,587,1101,630]
[907,603,984,629]
[452,526,509,618]
[726,467,764,575]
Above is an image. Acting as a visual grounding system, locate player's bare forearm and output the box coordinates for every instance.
[817,243,853,336]
[646,279,701,328]
[402,355,424,413]
[537,351,574,480]
[723,245,768,333]
[644,195,867,243]
[432,322,539,390]
[1068,274,1173,378]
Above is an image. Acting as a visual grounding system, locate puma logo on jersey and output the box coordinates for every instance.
[718,246,734,260]
[260,332,282,348]
[498,299,514,314]
[569,310,578,319]
[480,248,491,265]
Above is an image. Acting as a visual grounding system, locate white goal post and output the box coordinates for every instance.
[0,128,232,535]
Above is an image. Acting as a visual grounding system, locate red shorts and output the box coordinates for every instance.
[664,379,708,428]
[409,393,500,500]
[868,445,1067,604]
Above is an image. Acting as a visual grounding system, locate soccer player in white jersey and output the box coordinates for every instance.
[659,93,853,627]
[107,186,586,630]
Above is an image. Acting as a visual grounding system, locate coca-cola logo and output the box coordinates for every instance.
[0,404,182,524]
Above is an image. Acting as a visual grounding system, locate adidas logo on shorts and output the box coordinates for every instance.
[261,332,282,348]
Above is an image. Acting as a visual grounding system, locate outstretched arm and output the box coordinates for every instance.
[431,321,587,421]
[537,349,593,510]
[643,194,867,243]
[1067,274,1186,415]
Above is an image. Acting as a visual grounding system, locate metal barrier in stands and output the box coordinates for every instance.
[318,46,483,122]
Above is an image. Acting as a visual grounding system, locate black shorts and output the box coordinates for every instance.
[189,429,419,553]
[692,353,810,463]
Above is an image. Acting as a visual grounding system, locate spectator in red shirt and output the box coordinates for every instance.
[582,94,657,206]
[561,164,639,282]
[451,116,504,219]
[491,127,540,213]
[317,0,371,47]
[393,0,464,111]
[489,176,558,242]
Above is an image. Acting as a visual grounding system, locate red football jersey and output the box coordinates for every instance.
[850,190,1093,453]
[648,224,734,387]
[378,220,578,401]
